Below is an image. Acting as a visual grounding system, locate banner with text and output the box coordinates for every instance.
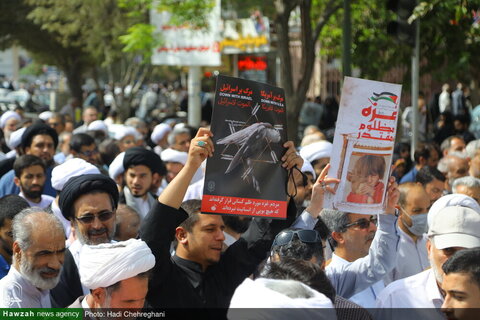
[324,77,402,215]
[202,75,288,218]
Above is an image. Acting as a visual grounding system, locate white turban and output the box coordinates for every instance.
[6,127,26,150]
[39,111,54,121]
[301,158,316,179]
[299,141,333,163]
[428,193,480,228]
[79,239,155,289]
[161,148,188,165]
[108,151,125,180]
[87,120,108,134]
[151,123,171,145]
[111,125,138,141]
[51,158,101,191]
[0,111,21,129]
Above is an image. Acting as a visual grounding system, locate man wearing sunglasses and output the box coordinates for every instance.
[50,173,119,308]
[321,177,400,309]
[69,133,101,166]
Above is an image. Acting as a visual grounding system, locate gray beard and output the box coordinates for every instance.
[75,223,116,246]
[19,257,60,290]
[429,253,443,284]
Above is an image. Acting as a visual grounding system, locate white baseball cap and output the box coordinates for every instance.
[428,206,480,249]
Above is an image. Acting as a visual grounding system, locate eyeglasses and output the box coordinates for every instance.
[75,211,114,224]
[342,216,378,231]
[80,148,99,157]
[272,229,322,248]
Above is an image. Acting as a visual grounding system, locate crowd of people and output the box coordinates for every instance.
[0,80,478,320]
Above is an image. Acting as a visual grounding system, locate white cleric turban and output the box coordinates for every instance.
[428,193,480,228]
[301,158,316,179]
[87,120,108,134]
[79,238,155,289]
[51,158,101,191]
[111,125,137,141]
[39,111,54,121]
[6,127,26,150]
[299,140,333,163]
[161,148,188,165]
[151,123,172,145]
[108,151,125,180]
[0,111,21,129]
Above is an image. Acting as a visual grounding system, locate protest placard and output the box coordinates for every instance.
[324,77,402,215]
[202,75,288,219]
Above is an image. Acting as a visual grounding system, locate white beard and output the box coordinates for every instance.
[19,258,60,290]
[428,252,443,284]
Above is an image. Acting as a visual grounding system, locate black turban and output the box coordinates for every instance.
[59,174,119,221]
[123,146,166,176]
[21,121,59,150]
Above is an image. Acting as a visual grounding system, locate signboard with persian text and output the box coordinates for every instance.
[202,75,288,219]
[324,77,402,215]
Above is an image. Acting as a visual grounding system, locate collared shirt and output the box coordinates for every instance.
[171,255,205,302]
[399,166,418,184]
[0,255,10,280]
[223,232,237,247]
[19,192,55,209]
[329,253,384,308]
[384,223,429,285]
[0,267,51,308]
[375,269,444,320]
[294,211,400,301]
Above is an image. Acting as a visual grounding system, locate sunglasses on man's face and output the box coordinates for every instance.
[75,211,114,224]
[342,216,378,231]
[272,229,322,248]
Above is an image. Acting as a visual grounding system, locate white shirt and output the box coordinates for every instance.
[384,224,429,285]
[328,253,384,308]
[19,192,55,209]
[375,269,445,319]
[223,231,237,247]
[0,267,51,308]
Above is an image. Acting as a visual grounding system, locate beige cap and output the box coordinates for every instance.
[428,206,480,249]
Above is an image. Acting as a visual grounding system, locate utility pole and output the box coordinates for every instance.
[342,0,352,77]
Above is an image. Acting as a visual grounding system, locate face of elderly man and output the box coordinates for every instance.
[73,192,116,245]
[426,240,464,284]
[333,213,377,261]
[93,276,149,309]
[82,107,98,126]
[172,132,191,153]
[424,178,446,205]
[13,213,65,290]
[455,185,480,204]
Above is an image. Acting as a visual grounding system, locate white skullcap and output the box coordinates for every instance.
[87,120,108,134]
[173,122,187,130]
[109,151,125,179]
[111,125,137,141]
[299,141,333,163]
[161,148,187,165]
[428,193,480,228]
[151,123,172,145]
[0,111,21,129]
[6,127,26,150]
[39,111,54,121]
[301,158,316,179]
[79,239,155,289]
[51,158,101,191]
